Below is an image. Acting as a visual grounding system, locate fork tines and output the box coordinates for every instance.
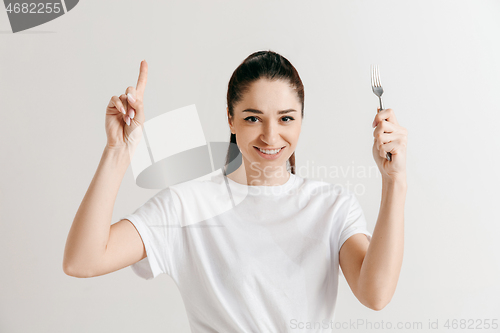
[371,64,382,88]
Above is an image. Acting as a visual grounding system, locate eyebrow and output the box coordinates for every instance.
[242,108,297,115]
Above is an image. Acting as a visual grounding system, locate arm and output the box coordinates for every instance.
[64,61,148,278]
[63,146,131,277]
[340,107,407,310]
[340,177,407,310]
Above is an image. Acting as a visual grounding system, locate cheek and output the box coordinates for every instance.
[236,127,258,141]
[288,126,302,141]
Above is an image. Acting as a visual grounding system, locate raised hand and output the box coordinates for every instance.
[372,108,407,182]
[105,60,148,150]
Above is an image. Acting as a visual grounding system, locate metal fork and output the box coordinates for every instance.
[370,64,392,162]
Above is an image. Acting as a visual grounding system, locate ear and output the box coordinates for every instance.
[227,107,235,134]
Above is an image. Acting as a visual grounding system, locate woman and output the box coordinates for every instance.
[63,51,408,332]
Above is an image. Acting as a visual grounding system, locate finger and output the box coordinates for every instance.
[110,96,126,115]
[125,86,136,100]
[121,90,132,126]
[376,131,394,146]
[374,108,399,126]
[377,132,406,152]
[125,86,137,119]
[136,60,148,99]
[373,108,399,127]
[373,119,396,135]
[119,94,128,109]
[375,132,397,152]
[119,94,129,124]
[379,140,400,158]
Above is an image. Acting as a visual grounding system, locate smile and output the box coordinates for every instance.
[258,147,282,154]
[253,146,286,159]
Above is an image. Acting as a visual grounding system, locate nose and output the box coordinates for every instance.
[260,121,281,146]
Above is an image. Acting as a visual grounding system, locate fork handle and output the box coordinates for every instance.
[377,97,392,162]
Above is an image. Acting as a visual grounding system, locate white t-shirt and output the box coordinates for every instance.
[119,169,372,333]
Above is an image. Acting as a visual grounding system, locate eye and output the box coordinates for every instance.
[244,116,259,123]
[244,116,295,123]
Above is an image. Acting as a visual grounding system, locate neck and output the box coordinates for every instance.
[226,159,290,186]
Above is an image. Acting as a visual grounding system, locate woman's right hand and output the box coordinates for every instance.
[105,60,148,150]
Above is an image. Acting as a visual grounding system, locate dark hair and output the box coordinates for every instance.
[224,50,305,176]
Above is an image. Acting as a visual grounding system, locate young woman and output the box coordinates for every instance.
[64,51,408,332]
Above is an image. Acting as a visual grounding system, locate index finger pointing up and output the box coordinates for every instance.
[136,60,148,98]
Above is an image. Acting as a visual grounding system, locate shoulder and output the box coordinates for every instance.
[169,170,226,196]
[164,171,237,225]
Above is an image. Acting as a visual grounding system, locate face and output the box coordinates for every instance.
[227,78,302,176]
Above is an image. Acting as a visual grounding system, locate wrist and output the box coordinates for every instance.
[103,145,133,165]
[382,175,407,188]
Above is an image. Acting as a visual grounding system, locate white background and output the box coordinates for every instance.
[1,0,499,332]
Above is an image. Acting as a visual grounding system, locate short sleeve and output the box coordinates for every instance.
[118,187,180,280]
[338,193,372,254]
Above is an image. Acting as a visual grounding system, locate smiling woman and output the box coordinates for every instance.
[224,51,305,186]
[225,77,303,186]
[64,50,404,333]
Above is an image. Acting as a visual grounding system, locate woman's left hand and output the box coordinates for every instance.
[372,108,407,182]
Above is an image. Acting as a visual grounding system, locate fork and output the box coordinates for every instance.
[370,64,392,162]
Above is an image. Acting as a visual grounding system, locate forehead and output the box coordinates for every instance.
[237,79,300,111]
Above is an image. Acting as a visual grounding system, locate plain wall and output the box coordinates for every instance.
[1,0,499,332]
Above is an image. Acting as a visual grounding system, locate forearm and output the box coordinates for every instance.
[63,146,131,276]
[358,176,407,309]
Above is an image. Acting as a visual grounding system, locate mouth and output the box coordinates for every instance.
[254,146,286,150]
[253,145,286,159]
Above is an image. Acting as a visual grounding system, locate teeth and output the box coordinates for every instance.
[258,147,282,155]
